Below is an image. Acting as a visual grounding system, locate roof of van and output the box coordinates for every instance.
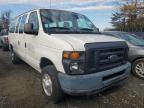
[14,8,80,19]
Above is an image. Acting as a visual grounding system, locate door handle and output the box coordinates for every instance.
[18,40,20,45]
[25,42,26,48]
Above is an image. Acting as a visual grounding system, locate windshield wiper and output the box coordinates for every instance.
[45,27,72,34]
[46,27,71,33]
[79,28,94,31]
[48,27,70,30]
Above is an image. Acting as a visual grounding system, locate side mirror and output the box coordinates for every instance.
[24,23,38,35]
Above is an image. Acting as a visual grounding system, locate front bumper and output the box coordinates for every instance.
[58,62,131,95]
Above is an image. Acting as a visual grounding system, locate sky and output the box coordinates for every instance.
[0,0,124,30]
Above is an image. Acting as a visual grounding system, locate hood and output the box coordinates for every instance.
[129,44,144,50]
[53,34,124,51]
[126,41,144,49]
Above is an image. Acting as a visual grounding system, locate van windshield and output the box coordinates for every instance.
[40,9,99,34]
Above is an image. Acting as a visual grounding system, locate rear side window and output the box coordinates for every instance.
[19,14,28,33]
[9,19,17,33]
[15,17,22,33]
[28,11,39,32]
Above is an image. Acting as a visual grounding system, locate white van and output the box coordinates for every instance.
[9,9,131,103]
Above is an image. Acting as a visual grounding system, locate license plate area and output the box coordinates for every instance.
[102,70,125,81]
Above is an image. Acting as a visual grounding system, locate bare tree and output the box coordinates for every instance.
[1,10,11,31]
[111,0,144,32]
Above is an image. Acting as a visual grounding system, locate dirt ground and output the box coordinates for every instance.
[0,49,144,108]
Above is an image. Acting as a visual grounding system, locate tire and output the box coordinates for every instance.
[41,65,64,103]
[132,58,144,79]
[11,50,20,64]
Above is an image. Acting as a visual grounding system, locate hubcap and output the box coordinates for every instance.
[135,62,144,78]
[42,74,53,96]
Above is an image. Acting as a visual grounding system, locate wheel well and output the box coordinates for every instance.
[132,57,144,63]
[40,57,54,69]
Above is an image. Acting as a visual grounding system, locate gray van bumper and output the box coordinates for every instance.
[58,62,131,95]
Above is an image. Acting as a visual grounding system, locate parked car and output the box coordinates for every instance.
[8,9,131,103]
[132,32,144,39]
[0,35,9,51]
[0,30,5,47]
[0,29,9,51]
[102,31,144,79]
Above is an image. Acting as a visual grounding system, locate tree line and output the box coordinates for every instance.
[111,0,144,32]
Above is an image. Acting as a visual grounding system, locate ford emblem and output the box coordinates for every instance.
[108,54,118,62]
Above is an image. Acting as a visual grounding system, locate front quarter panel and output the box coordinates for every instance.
[33,34,74,73]
[128,47,144,62]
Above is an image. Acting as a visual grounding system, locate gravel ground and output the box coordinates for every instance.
[0,49,144,108]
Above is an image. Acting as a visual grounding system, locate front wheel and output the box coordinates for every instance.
[132,59,144,79]
[41,66,64,103]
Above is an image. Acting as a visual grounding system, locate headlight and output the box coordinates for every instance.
[70,62,79,71]
[62,51,85,75]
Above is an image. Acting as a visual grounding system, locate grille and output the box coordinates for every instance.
[84,42,128,74]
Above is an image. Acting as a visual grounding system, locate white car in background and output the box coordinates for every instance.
[0,29,9,51]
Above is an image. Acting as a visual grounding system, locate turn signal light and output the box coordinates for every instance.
[63,52,80,59]
[63,53,69,59]
[70,52,80,59]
